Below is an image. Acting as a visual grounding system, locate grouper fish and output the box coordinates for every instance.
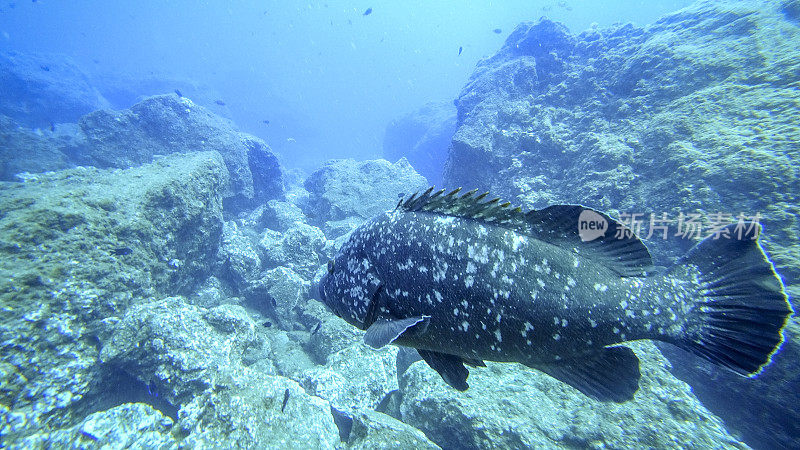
[317,187,793,401]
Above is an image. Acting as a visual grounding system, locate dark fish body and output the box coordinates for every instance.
[363,7,372,16]
[319,188,792,401]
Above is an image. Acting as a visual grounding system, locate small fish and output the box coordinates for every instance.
[363,7,372,16]
[311,322,322,335]
[174,89,183,98]
[493,28,502,34]
[262,120,270,125]
[263,320,272,328]
[215,100,226,106]
[281,388,290,412]
[111,247,132,256]
[40,64,50,71]
[458,46,463,56]
[318,187,793,402]
[49,121,55,132]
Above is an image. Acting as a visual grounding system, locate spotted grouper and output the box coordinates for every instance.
[317,187,793,401]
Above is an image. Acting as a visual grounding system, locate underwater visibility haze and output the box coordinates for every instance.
[1,1,799,449]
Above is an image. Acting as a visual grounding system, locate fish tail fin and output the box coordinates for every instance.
[673,222,792,376]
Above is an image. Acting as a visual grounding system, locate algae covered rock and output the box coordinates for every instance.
[346,409,440,450]
[0,115,81,181]
[13,403,177,449]
[77,94,284,211]
[303,158,428,237]
[100,296,258,405]
[302,344,399,414]
[0,151,228,442]
[398,342,744,449]
[441,3,800,447]
[259,199,308,232]
[177,372,340,449]
[259,223,328,278]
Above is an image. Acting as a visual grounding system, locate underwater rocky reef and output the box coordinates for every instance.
[1,0,798,448]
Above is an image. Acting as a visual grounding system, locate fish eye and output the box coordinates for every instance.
[327,260,335,273]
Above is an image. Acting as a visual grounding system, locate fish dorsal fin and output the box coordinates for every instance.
[397,187,653,277]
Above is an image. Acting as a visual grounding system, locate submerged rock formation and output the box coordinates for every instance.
[0,51,110,127]
[0,93,285,212]
[443,0,800,447]
[383,102,456,185]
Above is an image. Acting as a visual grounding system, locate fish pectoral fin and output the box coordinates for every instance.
[364,316,429,349]
[417,349,470,391]
[532,346,641,403]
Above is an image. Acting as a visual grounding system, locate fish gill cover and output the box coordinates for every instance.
[1,0,799,449]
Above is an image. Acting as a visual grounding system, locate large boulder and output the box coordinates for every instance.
[76,94,284,211]
[0,51,110,127]
[303,158,428,238]
[0,151,228,443]
[441,2,800,447]
[13,403,177,449]
[383,102,456,185]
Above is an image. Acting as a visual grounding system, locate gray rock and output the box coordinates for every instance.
[302,344,399,414]
[0,115,81,181]
[100,297,258,405]
[220,220,262,289]
[177,372,340,449]
[188,276,227,309]
[301,302,363,364]
[13,403,176,450]
[383,102,456,185]
[260,223,327,278]
[398,342,745,449]
[260,199,307,232]
[347,409,440,450]
[77,94,284,211]
[0,51,110,127]
[266,328,317,379]
[303,158,429,238]
[0,151,227,443]
[246,266,309,329]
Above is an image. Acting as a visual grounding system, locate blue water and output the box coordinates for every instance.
[1,1,797,449]
[0,0,690,169]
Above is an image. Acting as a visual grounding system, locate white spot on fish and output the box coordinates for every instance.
[594,283,608,292]
[494,329,502,342]
[435,216,456,225]
[511,235,527,251]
